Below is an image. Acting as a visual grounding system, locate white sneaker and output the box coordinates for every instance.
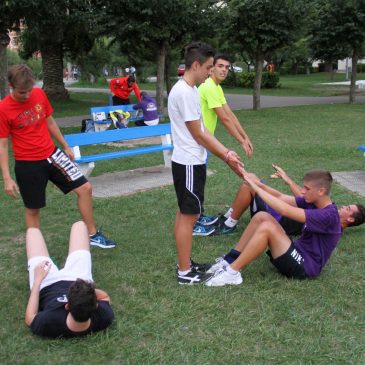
[205,268,243,287]
[206,257,229,274]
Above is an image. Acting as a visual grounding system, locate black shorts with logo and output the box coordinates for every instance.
[15,148,87,209]
[267,243,307,280]
[172,161,206,215]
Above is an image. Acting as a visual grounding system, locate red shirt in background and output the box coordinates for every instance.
[0,88,55,160]
[109,76,141,101]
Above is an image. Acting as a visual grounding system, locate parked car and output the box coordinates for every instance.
[231,65,243,73]
[177,64,185,76]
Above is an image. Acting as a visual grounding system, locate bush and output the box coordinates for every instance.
[357,63,365,73]
[235,71,280,88]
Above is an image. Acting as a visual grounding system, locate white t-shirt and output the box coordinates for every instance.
[168,79,207,165]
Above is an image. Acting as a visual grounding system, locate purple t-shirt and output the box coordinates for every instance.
[133,95,158,122]
[294,196,342,277]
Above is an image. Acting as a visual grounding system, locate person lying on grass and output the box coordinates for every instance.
[205,169,365,287]
[25,221,114,338]
[211,164,365,237]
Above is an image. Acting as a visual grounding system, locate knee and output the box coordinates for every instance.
[74,182,92,196]
[251,211,271,223]
[72,221,87,230]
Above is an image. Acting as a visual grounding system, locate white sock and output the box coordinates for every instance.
[224,207,233,218]
[224,216,238,228]
[178,269,191,276]
[226,265,239,275]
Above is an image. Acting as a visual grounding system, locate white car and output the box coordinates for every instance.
[232,65,243,73]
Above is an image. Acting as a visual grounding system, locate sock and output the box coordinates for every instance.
[224,249,241,264]
[224,216,238,228]
[226,265,239,275]
[178,269,191,276]
[224,207,233,219]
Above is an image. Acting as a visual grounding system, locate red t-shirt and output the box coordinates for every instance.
[109,76,141,101]
[0,88,55,160]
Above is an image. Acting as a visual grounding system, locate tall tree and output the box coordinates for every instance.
[100,0,218,111]
[18,0,99,100]
[227,0,305,110]
[310,0,365,103]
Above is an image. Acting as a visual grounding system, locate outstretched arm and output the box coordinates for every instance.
[25,261,51,326]
[243,170,305,223]
[271,164,302,196]
[215,104,253,158]
[186,120,244,177]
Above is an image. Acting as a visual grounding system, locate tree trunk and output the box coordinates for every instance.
[349,50,358,104]
[40,42,69,100]
[253,55,264,110]
[164,55,172,95]
[0,31,10,100]
[156,42,167,113]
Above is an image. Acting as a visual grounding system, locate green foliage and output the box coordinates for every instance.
[309,0,365,61]
[228,0,307,59]
[232,71,280,88]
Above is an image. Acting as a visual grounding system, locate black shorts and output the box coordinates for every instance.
[250,195,303,236]
[112,96,129,105]
[172,161,206,214]
[267,243,307,280]
[15,148,88,209]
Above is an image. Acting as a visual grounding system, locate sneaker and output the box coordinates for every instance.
[213,222,237,235]
[177,268,213,285]
[205,267,243,287]
[191,259,211,273]
[90,229,116,248]
[197,214,220,226]
[192,224,216,236]
[206,257,229,274]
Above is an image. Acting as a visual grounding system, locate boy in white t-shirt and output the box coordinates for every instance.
[168,42,244,285]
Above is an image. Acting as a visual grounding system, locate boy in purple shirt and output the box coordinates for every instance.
[133,92,159,126]
[206,169,358,286]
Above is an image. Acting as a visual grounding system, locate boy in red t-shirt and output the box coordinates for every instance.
[0,64,116,248]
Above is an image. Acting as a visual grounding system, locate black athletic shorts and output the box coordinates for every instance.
[250,195,303,236]
[267,243,307,280]
[15,148,88,209]
[172,161,206,214]
[112,96,129,105]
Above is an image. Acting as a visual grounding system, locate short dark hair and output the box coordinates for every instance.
[213,53,233,65]
[67,279,97,322]
[127,75,135,84]
[8,64,35,89]
[348,204,365,227]
[303,169,333,194]
[184,41,214,69]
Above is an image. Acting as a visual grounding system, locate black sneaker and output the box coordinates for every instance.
[177,268,213,285]
[213,214,227,227]
[191,259,212,273]
[212,222,237,235]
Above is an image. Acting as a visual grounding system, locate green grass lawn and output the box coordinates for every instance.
[1,104,364,364]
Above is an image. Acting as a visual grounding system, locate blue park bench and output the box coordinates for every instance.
[64,123,173,178]
[90,104,166,131]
